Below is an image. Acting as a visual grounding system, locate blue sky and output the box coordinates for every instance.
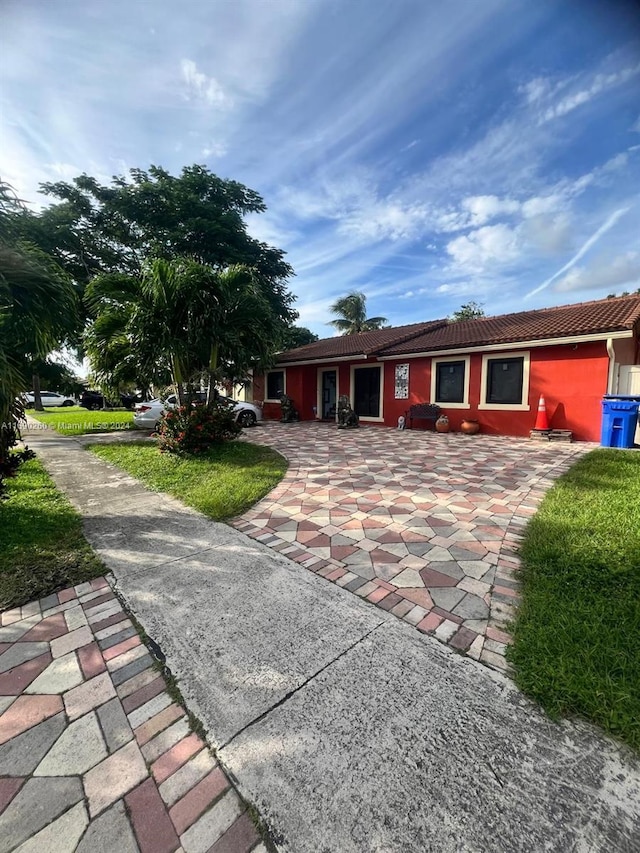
[2,0,640,337]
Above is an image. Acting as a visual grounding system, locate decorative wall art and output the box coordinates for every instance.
[395,363,409,399]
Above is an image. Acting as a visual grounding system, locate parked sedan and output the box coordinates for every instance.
[133,393,262,429]
[21,391,76,407]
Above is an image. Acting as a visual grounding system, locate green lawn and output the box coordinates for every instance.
[88,441,287,520]
[0,459,106,610]
[28,406,135,435]
[509,448,640,751]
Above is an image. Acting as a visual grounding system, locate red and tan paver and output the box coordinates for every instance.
[235,422,590,670]
[0,581,266,853]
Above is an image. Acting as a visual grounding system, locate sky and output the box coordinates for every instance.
[2,0,640,338]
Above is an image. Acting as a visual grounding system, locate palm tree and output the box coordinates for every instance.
[327,291,387,335]
[83,271,167,400]
[0,182,78,471]
[85,258,283,406]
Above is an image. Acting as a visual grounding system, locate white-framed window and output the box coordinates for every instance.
[350,364,384,421]
[479,351,530,411]
[265,369,286,401]
[431,355,470,409]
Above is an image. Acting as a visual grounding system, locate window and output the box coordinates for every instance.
[436,361,464,403]
[479,351,530,410]
[266,370,285,401]
[487,358,524,404]
[352,365,383,419]
[431,356,470,408]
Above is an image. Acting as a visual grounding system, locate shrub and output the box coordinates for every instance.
[157,399,241,455]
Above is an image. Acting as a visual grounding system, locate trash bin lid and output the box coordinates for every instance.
[603,395,640,401]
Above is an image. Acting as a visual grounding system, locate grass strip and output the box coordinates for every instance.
[28,407,135,435]
[88,440,287,520]
[509,448,640,751]
[0,459,106,610]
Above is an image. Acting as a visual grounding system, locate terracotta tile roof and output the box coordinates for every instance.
[276,295,640,364]
[275,320,446,363]
[378,295,640,356]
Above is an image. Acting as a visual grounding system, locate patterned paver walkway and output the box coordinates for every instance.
[0,578,267,853]
[235,422,590,670]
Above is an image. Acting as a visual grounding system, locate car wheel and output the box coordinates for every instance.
[62,400,74,407]
[238,410,256,427]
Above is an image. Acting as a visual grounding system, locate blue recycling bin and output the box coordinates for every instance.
[600,397,640,448]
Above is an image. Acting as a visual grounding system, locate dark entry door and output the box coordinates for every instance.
[353,366,381,418]
[322,370,337,419]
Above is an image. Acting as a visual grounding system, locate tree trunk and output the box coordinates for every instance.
[172,356,186,406]
[32,373,44,411]
[206,343,219,406]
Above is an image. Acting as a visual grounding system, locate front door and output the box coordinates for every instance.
[353,366,381,418]
[321,370,337,420]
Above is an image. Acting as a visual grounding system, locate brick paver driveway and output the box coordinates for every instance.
[235,422,590,670]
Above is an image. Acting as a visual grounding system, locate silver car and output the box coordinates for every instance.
[133,393,262,429]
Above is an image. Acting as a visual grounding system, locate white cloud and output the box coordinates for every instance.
[279,173,433,244]
[436,281,479,296]
[446,224,521,271]
[542,63,640,122]
[521,194,563,218]
[202,142,227,158]
[554,252,640,292]
[603,152,628,172]
[521,213,574,255]
[43,162,82,180]
[180,59,230,107]
[519,77,550,104]
[340,201,430,242]
[399,287,432,299]
[462,195,521,226]
[526,206,632,297]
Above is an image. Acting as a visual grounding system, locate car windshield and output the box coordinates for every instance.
[160,392,208,404]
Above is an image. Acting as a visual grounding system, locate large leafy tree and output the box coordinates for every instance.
[279,326,319,350]
[35,165,296,391]
[37,164,293,284]
[0,182,78,475]
[328,291,387,335]
[450,301,485,322]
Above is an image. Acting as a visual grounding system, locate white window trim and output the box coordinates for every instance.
[431,355,471,410]
[350,363,384,422]
[265,369,286,403]
[478,351,531,411]
[317,368,339,421]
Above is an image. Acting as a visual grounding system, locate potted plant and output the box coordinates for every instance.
[435,414,450,433]
[460,418,480,435]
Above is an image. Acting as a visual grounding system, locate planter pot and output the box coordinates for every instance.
[461,419,480,435]
[435,415,450,433]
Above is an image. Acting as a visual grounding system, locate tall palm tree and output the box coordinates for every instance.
[327,291,387,335]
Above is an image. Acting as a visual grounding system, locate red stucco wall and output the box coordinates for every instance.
[258,340,616,441]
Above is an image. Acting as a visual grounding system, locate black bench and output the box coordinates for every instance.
[405,403,441,430]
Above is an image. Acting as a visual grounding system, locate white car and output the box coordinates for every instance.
[133,393,262,429]
[21,391,76,407]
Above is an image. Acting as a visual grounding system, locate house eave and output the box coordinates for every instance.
[275,354,368,367]
[376,330,635,361]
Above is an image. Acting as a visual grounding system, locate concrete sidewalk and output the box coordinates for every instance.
[20,425,640,852]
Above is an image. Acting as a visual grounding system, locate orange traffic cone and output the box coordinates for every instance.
[533,395,550,431]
